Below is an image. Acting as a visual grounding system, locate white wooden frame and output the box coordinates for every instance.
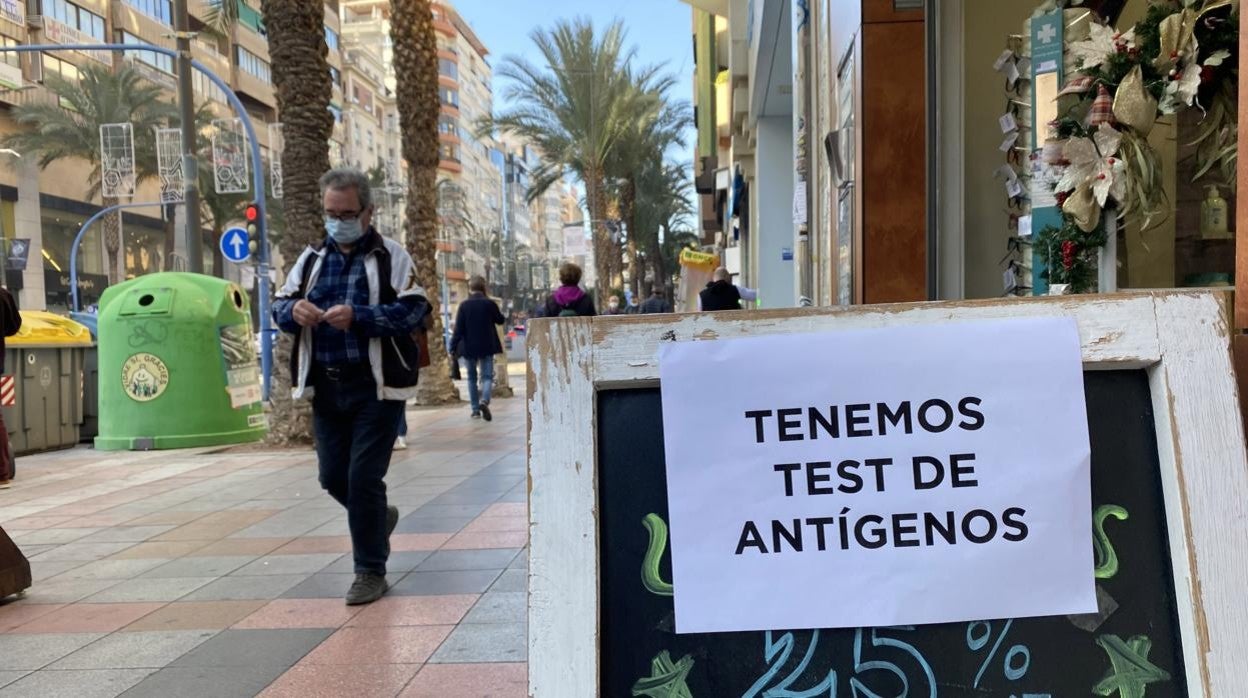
[527,291,1248,698]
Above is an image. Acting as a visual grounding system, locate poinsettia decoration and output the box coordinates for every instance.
[1026,0,1238,294]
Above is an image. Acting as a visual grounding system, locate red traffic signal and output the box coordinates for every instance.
[245,204,259,222]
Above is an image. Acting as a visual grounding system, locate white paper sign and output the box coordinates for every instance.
[658,318,1095,633]
[999,113,1018,134]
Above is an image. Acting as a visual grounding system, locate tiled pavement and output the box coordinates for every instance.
[0,385,529,697]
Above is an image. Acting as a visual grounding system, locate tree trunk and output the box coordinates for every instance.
[392,0,458,405]
[585,173,612,306]
[622,178,639,300]
[261,0,334,445]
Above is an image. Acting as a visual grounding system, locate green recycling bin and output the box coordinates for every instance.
[95,272,267,451]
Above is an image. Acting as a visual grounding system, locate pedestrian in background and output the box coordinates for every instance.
[640,286,672,314]
[0,286,20,489]
[274,167,428,606]
[698,267,757,311]
[450,276,505,421]
[603,295,623,315]
[544,262,596,317]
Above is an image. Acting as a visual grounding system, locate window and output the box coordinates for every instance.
[328,65,340,87]
[42,0,104,39]
[366,130,373,150]
[324,27,338,51]
[438,115,456,135]
[120,31,173,73]
[328,104,342,122]
[439,142,460,163]
[235,46,271,84]
[123,0,171,25]
[438,58,457,81]
[235,0,265,34]
[191,71,227,103]
[41,53,79,82]
[439,86,458,107]
[0,36,19,69]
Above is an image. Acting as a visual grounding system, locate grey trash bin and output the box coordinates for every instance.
[2,312,92,455]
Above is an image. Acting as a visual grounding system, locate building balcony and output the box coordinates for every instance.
[438,159,463,174]
[445,269,467,282]
[433,16,454,37]
[0,82,58,109]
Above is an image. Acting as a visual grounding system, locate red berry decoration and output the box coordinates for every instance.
[1061,240,1077,271]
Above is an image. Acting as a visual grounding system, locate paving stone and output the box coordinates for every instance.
[0,672,28,690]
[0,633,105,670]
[49,630,219,670]
[409,503,490,519]
[139,556,257,579]
[85,578,215,603]
[169,628,332,668]
[428,622,527,664]
[119,665,287,698]
[231,554,340,577]
[489,569,527,593]
[75,527,177,544]
[181,575,306,601]
[30,542,137,563]
[389,570,502,596]
[0,668,155,698]
[462,592,526,624]
[53,559,171,582]
[392,516,473,534]
[415,549,520,572]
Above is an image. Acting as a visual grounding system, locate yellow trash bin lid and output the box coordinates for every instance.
[8,311,93,347]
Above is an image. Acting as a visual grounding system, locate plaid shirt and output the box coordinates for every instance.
[308,239,371,365]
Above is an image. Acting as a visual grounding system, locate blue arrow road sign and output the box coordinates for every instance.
[221,227,250,263]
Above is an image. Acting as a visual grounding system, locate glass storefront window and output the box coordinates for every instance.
[945,0,1238,298]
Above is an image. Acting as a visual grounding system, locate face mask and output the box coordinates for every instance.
[325,216,365,245]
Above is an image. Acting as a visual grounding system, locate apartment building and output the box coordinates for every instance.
[0,0,346,310]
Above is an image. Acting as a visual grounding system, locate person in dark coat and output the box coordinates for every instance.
[543,262,596,317]
[700,267,743,311]
[0,286,18,488]
[640,287,672,314]
[450,276,505,421]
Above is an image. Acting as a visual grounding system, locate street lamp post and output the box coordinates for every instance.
[171,0,202,274]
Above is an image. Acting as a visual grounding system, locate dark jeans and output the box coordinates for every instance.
[312,370,404,575]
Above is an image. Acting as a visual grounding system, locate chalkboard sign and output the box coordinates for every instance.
[527,293,1248,697]
[598,371,1184,697]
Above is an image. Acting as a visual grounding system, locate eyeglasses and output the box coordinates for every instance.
[324,210,361,222]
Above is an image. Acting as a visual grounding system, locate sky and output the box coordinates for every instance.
[451,0,697,165]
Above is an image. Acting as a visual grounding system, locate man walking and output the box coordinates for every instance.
[450,276,505,421]
[274,168,428,605]
[640,286,672,314]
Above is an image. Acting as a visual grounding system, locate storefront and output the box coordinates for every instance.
[930,0,1240,302]
[801,0,1241,307]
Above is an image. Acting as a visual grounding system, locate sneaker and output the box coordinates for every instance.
[0,480,10,490]
[393,436,407,451]
[481,403,492,422]
[386,505,399,537]
[471,410,481,419]
[345,573,388,605]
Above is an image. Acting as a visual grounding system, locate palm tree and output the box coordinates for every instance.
[485,18,650,304]
[390,0,459,404]
[635,160,694,291]
[606,82,689,298]
[4,65,176,284]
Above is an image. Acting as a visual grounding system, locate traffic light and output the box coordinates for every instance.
[245,202,260,236]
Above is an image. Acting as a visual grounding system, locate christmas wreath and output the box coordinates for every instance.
[1036,0,1238,293]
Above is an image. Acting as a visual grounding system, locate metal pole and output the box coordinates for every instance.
[70,202,165,311]
[0,43,271,398]
[172,0,203,274]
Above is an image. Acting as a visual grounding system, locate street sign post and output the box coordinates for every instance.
[221,227,250,263]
